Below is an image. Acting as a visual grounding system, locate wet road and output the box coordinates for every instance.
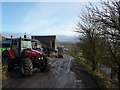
[3,55,84,88]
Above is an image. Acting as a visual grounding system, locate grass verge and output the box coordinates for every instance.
[73,58,118,89]
[2,66,9,83]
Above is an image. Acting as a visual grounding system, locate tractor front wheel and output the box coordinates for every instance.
[20,58,33,77]
[40,57,50,72]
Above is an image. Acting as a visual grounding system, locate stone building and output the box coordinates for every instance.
[31,35,57,49]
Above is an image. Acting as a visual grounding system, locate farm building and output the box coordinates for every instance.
[0,34,8,41]
[31,35,57,49]
[31,39,42,49]
[0,35,11,48]
[0,40,11,48]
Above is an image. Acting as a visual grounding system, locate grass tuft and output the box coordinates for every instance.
[2,66,9,82]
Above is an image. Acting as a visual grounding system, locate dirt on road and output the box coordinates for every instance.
[2,55,85,88]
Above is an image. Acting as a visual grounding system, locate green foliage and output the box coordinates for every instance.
[76,37,108,71]
[66,43,81,58]
[49,52,57,58]
[75,58,118,89]
[93,71,118,89]
[75,58,91,73]
[0,48,10,56]
[2,66,9,81]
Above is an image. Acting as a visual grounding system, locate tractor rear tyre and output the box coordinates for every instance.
[20,58,33,77]
[2,51,14,71]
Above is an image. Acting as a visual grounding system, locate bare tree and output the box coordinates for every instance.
[76,6,103,71]
[76,0,120,87]
[88,0,120,87]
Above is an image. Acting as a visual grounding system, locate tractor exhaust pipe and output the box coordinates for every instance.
[10,35,13,49]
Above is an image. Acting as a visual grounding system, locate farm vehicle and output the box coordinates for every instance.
[2,37,50,77]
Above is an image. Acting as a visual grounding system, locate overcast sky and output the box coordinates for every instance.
[2,1,101,38]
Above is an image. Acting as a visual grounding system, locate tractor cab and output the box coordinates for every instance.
[11,37,32,57]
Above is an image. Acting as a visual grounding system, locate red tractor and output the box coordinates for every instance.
[2,37,50,77]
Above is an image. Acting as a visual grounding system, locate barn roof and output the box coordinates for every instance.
[31,35,56,42]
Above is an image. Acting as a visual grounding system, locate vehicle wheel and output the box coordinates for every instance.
[20,58,33,77]
[40,62,50,72]
[2,51,14,71]
[40,56,50,72]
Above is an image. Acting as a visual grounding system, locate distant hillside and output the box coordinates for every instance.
[57,41,74,46]
[2,33,79,43]
[56,35,79,43]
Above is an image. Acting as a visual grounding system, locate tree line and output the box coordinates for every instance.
[75,0,120,88]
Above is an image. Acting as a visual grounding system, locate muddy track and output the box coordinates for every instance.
[2,55,84,88]
[71,60,99,88]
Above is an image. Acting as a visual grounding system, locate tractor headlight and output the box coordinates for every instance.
[39,57,43,60]
[41,57,43,59]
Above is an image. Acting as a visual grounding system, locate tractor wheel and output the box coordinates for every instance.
[40,56,50,72]
[40,62,50,72]
[2,51,9,65]
[2,51,14,71]
[20,58,33,77]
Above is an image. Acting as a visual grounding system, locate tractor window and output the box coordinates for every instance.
[21,41,32,50]
[13,40,17,45]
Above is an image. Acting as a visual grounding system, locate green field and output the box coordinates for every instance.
[0,48,10,56]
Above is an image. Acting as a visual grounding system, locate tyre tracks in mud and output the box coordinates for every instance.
[71,60,99,88]
[3,55,84,88]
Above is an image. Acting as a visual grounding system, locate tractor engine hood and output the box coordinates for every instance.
[23,49,44,61]
[23,49,43,55]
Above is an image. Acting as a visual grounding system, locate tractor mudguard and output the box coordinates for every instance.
[5,49,16,59]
